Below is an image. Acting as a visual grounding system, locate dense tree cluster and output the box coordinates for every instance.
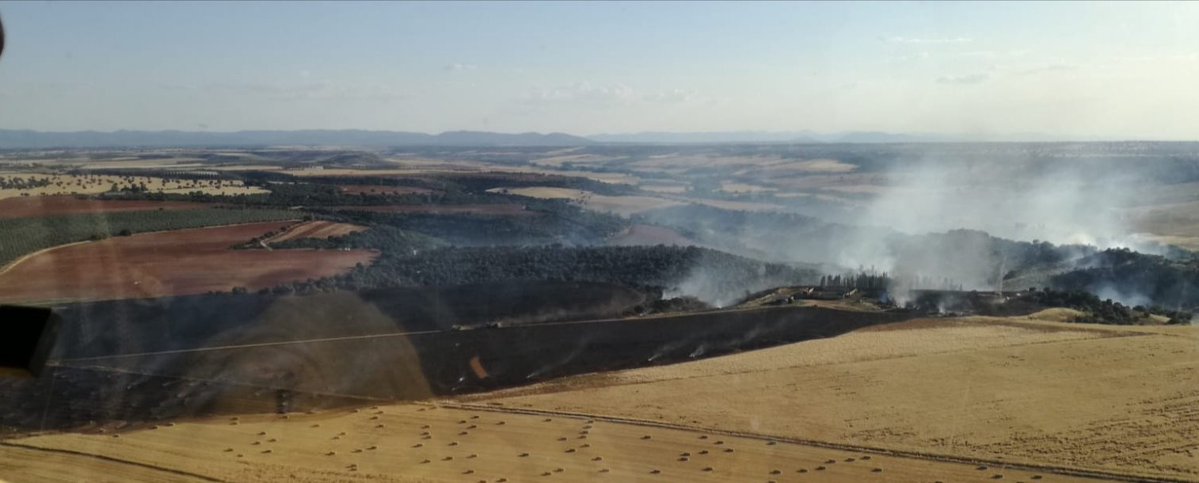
[298,201,625,248]
[266,245,814,298]
[1024,287,1193,325]
[1051,248,1199,311]
[0,176,52,190]
[819,271,893,291]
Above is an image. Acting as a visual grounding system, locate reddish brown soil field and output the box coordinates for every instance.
[265,220,368,243]
[0,196,208,219]
[0,221,377,304]
[337,184,438,195]
[331,203,535,216]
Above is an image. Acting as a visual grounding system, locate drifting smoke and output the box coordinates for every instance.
[664,261,808,307]
[834,156,1150,298]
[634,147,1189,308]
[858,159,1141,248]
[1094,283,1153,308]
[665,268,743,307]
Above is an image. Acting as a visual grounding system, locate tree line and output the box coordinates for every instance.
[260,244,815,299]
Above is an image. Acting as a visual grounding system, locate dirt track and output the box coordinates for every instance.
[262,220,367,244]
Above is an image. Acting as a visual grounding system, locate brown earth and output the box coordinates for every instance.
[0,221,377,304]
[331,204,535,217]
[0,196,209,220]
[263,220,368,244]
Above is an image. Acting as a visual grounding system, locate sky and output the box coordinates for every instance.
[1,1,1198,139]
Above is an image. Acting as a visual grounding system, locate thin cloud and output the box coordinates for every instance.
[444,63,478,72]
[198,82,407,102]
[889,51,931,63]
[883,36,973,44]
[643,88,703,104]
[523,82,638,105]
[1016,64,1079,76]
[936,73,990,85]
[521,83,704,105]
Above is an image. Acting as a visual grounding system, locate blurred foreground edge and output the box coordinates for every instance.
[0,305,60,378]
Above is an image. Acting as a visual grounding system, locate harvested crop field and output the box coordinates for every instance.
[331,203,535,216]
[469,316,1199,481]
[0,196,208,220]
[337,185,438,196]
[0,221,377,304]
[0,312,1159,481]
[488,187,683,216]
[0,402,1079,482]
[264,220,368,244]
[0,173,267,199]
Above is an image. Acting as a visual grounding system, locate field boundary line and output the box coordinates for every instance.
[0,441,225,482]
[258,219,312,246]
[0,218,302,277]
[441,401,1190,483]
[0,240,90,276]
[57,328,443,363]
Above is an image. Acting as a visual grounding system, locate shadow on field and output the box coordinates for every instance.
[0,285,912,434]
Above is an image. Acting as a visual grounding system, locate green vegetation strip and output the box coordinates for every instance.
[0,208,299,267]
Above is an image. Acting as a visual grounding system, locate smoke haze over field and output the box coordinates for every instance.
[638,149,1176,300]
[857,160,1137,246]
[830,157,1148,295]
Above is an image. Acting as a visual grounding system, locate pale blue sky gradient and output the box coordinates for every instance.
[1,1,1197,138]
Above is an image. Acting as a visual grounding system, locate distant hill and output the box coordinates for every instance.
[0,128,1076,149]
[0,129,594,149]
[587,131,1060,144]
[587,131,821,144]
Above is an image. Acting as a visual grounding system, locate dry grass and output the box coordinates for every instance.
[3,400,1077,482]
[470,317,1199,481]
[0,173,266,199]
[490,187,684,216]
[719,182,777,194]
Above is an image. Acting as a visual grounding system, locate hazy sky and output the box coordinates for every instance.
[2,1,1198,138]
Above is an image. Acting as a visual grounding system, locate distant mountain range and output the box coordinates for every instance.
[588,130,1060,144]
[0,129,594,149]
[0,128,1066,149]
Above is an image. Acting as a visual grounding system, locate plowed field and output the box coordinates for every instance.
[0,221,376,304]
